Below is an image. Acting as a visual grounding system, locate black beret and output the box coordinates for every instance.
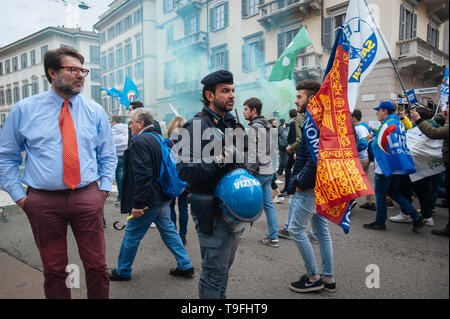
[201,70,234,86]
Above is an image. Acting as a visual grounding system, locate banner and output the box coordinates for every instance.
[304,27,374,234]
[269,26,312,81]
[120,76,139,109]
[439,67,449,111]
[344,0,389,112]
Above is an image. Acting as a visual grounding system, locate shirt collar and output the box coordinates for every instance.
[48,86,80,110]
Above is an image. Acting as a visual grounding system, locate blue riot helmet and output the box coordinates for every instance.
[215,169,263,231]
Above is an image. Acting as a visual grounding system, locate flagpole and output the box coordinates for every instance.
[362,0,413,110]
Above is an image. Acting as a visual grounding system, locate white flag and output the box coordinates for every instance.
[343,0,389,112]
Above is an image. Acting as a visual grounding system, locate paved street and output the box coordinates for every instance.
[0,182,448,301]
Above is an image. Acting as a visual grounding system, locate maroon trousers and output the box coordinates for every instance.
[23,182,109,299]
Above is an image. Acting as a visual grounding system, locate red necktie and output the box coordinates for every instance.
[59,100,81,189]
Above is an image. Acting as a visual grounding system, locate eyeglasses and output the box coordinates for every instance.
[60,66,90,77]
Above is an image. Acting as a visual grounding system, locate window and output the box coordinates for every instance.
[278,0,297,9]
[0,62,2,76]
[108,73,115,87]
[100,54,107,71]
[163,0,176,14]
[90,46,100,64]
[210,45,229,71]
[108,51,115,70]
[100,32,106,44]
[242,34,265,72]
[185,16,199,36]
[6,88,12,104]
[31,78,39,96]
[399,4,417,41]
[210,2,228,32]
[21,53,28,69]
[124,42,132,62]
[278,28,300,57]
[116,47,123,66]
[136,35,142,57]
[20,82,28,100]
[5,60,11,74]
[30,50,36,66]
[41,45,48,63]
[134,9,142,25]
[14,86,21,103]
[125,65,133,79]
[91,68,101,82]
[91,85,101,104]
[124,15,132,30]
[12,57,18,72]
[102,75,107,88]
[242,0,263,17]
[107,27,115,41]
[0,90,5,105]
[427,23,439,48]
[116,69,124,85]
[115,21,124,36]
[42,76,49,92]
[135,62,143,79]
[164,61,177,89]
[323,12,346,50]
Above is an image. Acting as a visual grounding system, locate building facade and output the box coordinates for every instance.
[0,27,101,126]
[95,0,449,125]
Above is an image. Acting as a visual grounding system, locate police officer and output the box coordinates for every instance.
[178,70,245,299]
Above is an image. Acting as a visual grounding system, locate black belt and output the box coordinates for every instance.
[28,182,96,194]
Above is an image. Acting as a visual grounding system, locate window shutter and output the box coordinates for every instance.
[412,13,417,38]
[427,23,432,44]
[278,33,284,57]
[323,17,333,50]
[210,8,215,32]
[242,44,248,72]
[436,29,440,48]
[257,39,265,66]
[242,0,247,17]
[224,2,229,27]
[399,4,406,40]
[225,50,229,70]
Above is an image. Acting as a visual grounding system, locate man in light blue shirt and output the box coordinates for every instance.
[0,47,117,299]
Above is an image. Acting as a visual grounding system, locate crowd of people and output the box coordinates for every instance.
[0,47,447,300]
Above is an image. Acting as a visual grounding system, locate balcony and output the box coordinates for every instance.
[397,37,449,83]
[294,51,323,81]
[258,0,321,31]
[417,0,449,23]
[171,79,202,96]
[167,31,208,57]
[175,0,202,18]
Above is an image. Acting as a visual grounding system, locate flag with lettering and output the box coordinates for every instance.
[121,76,139,109]
[344,0,389,112]
[269,26,312,81]
[303,26,374,234]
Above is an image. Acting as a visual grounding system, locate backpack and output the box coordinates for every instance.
[278,127,289,150]
[142,132,186,198]
[367,140,374,162]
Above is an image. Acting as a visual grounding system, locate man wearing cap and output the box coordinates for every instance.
[178,70,245,299]
[363,101,426,232]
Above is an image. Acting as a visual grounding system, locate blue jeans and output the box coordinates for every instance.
[115,156,124,201]
[116,201,192,278]
[288,191,334,277]
[375,173,420,226]
[170,191,189,236]
[254,174,279,240]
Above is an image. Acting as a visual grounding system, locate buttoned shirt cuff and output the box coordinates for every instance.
[10,185,26,202]
[98,178,113,192]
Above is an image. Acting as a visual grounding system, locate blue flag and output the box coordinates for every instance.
[121,77,138,109]
[371,113,416,177]
[100,87,122,100]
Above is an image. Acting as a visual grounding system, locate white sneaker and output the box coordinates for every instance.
[273,195,285,203]
[388,212,413,223]
[150,222,157,228]
[275,179,284,184]
[425,218,434,226]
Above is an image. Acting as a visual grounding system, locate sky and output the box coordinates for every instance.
[0,0,111,47]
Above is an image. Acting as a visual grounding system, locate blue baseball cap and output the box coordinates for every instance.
[373,101,395,111]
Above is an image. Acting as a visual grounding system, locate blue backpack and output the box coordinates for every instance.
[141,132,186,198]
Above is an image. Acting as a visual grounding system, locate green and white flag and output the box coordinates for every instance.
[269,26,312,82]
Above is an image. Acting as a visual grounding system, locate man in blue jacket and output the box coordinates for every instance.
[286,80,336,294]
[108,108,194,281]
